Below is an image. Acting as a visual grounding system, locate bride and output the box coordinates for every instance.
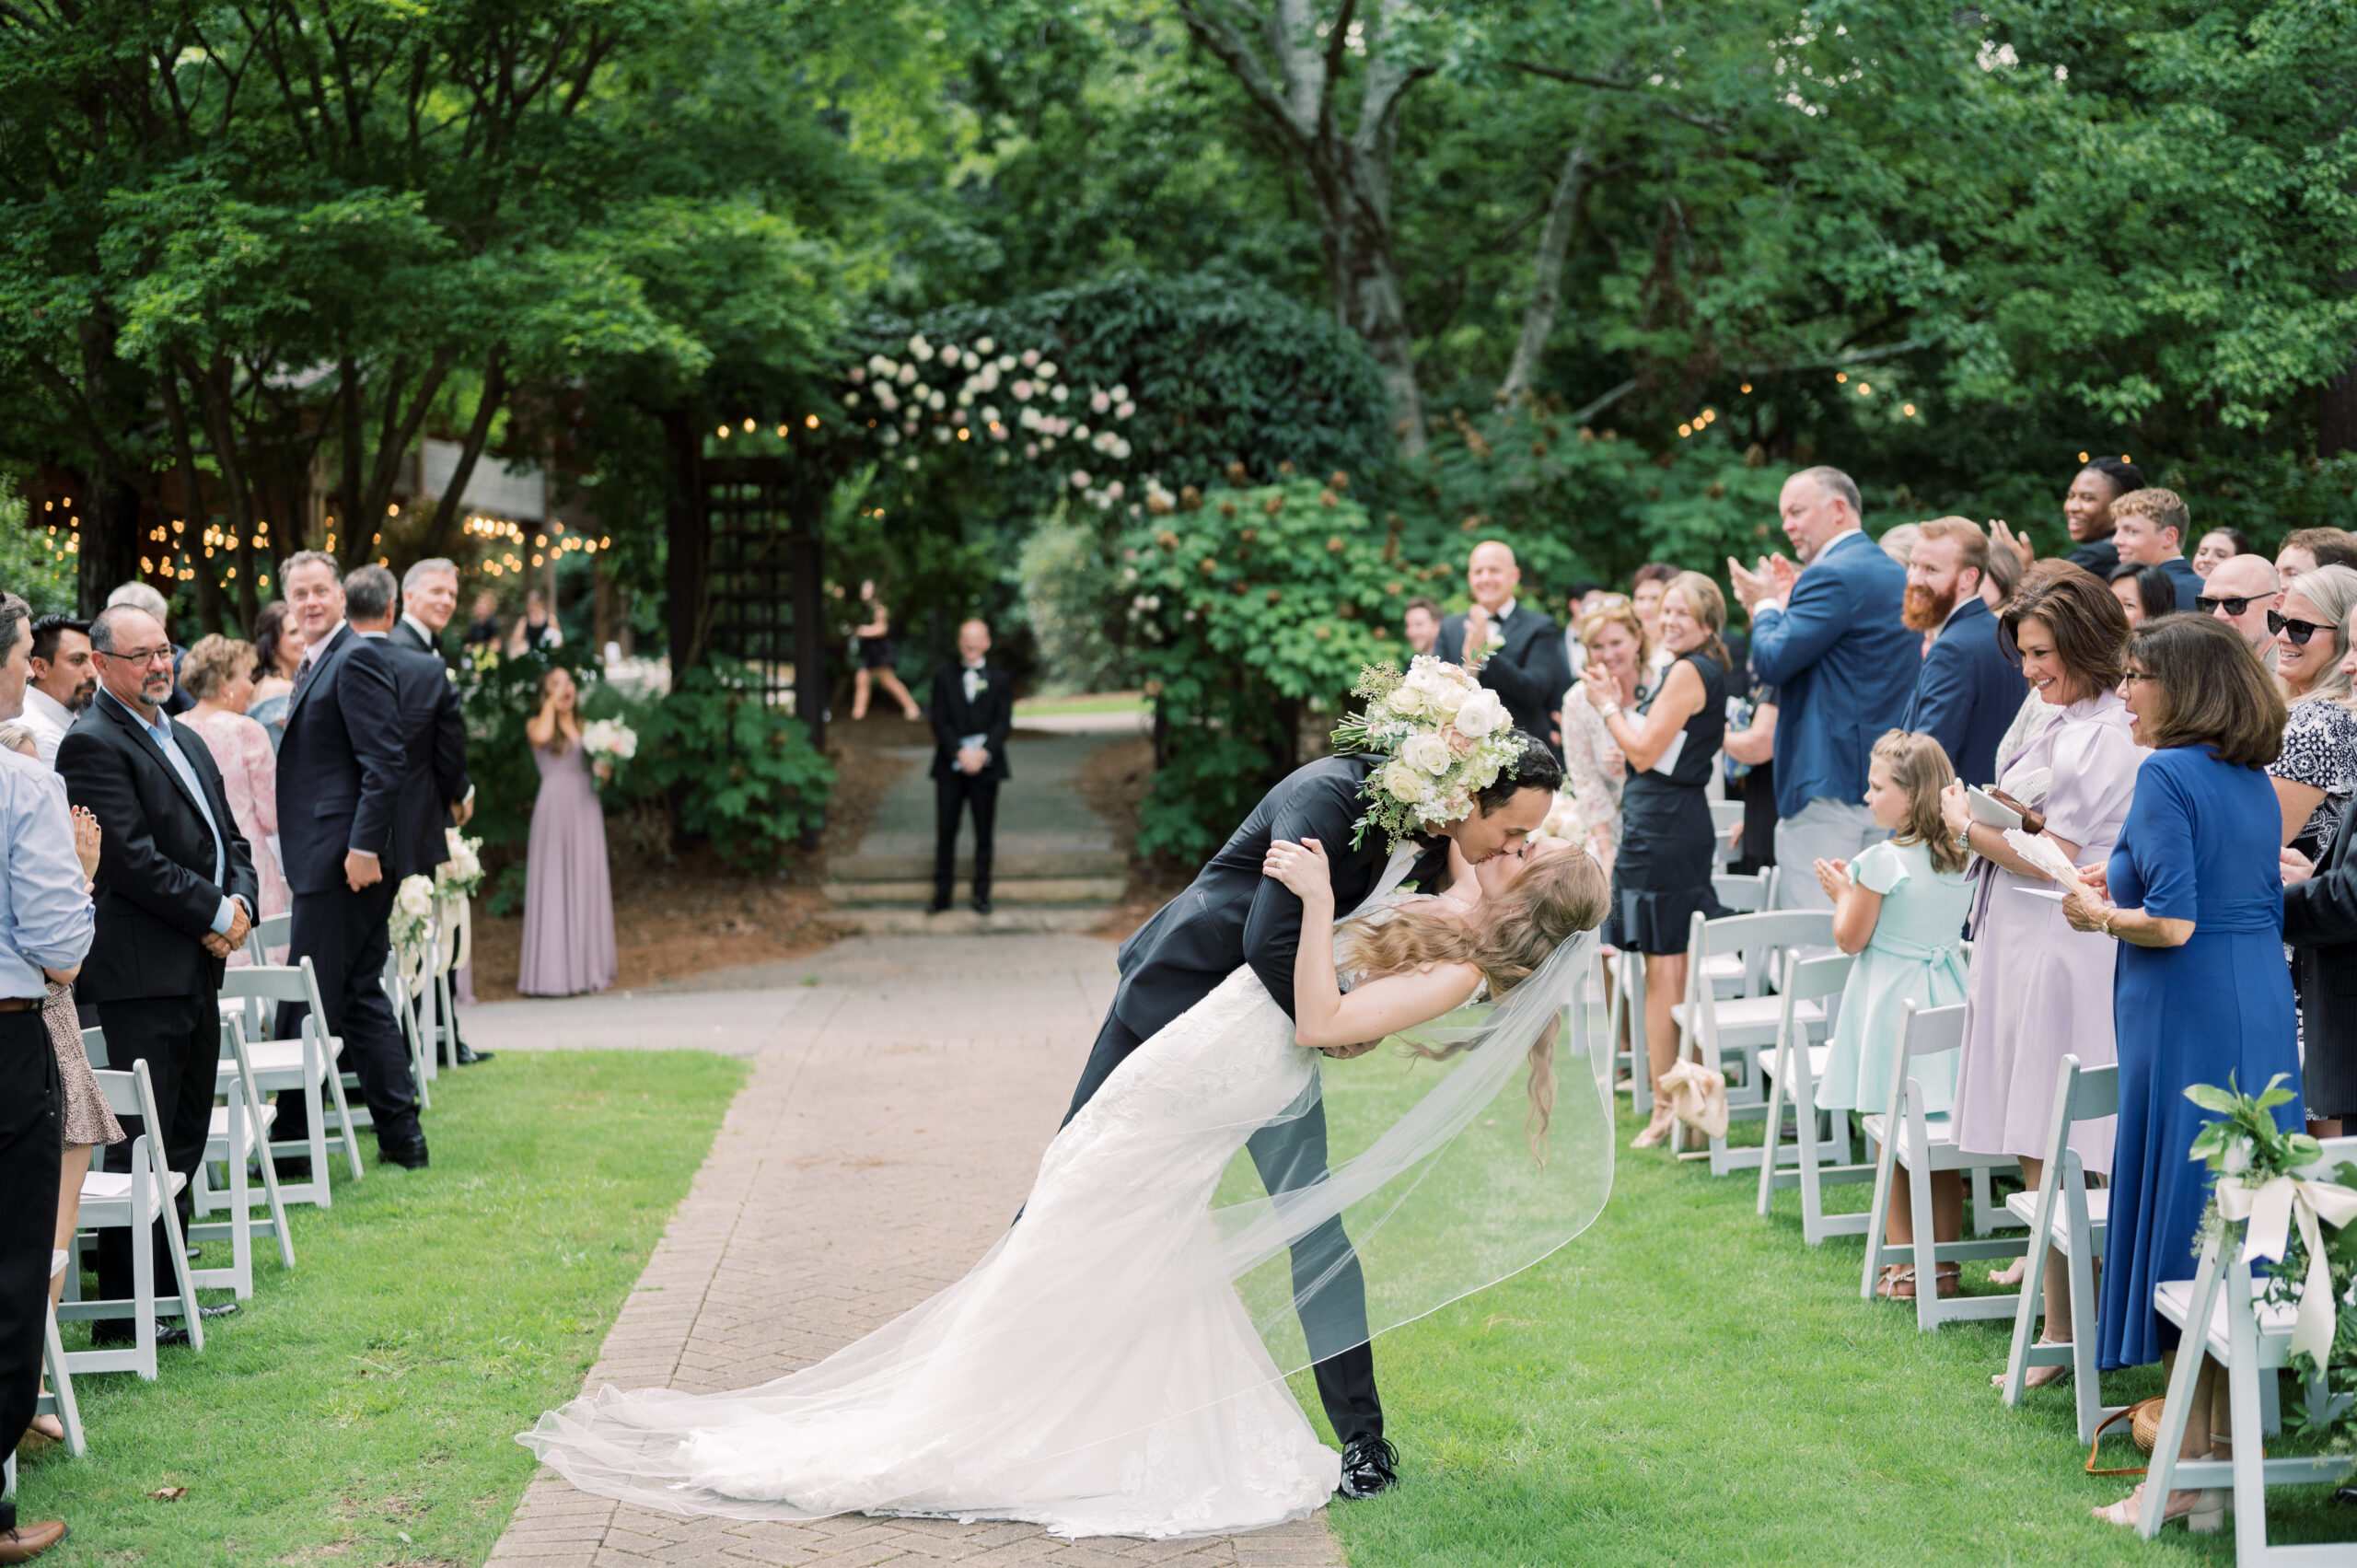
[523,780,1608,1541]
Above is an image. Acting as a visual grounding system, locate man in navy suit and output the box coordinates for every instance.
[1898,518,2023,788]
[272,551,424,1167]
[1437,541,1573,761]
[1727,466,1919,910]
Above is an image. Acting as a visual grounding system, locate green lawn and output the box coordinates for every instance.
[17,1050,747,1568]
[1307,1093,2353,1567]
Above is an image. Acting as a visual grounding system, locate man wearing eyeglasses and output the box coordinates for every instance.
[2195,552,2281,667]
[55,604,258,1348]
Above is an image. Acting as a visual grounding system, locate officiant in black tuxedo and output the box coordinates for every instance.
[928,618,1014,915]
[1437,540,1573,761]
[1062,731,1563,1499]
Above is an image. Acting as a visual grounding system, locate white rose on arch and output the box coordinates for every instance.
[1454,690,1508,738]
[1402,733,1453,775]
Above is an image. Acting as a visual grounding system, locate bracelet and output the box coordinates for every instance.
[2098,911,2115,939]
[1952,825,1971,852]
[1597,703,1620,719]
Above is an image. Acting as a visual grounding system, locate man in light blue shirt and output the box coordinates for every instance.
[0,588,89,1556]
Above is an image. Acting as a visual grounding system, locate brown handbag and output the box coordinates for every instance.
[2085,1398,2166,1477]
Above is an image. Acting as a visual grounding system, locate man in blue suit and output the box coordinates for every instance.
[1727,467,1919,910]
[1898,517,2023,788]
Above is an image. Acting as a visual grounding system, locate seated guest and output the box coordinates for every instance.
[1816,731,1976,1298]
[1581,571,1730,1148]
[1438,542,1572,761]
[18,615,94,765]
[2107,560,2177,625]
[245,600,303,750]
[1900,517,2021,787]
[2195,552,2280,664]
[1940,565,2141,1358]
[2265,564,2357,859]
[1561,601,1648,870]
[180,635,291,937]
[2063,457,2146,577]
[2108,488,2203,609]
[2278,525,2357,585]
[1401,596,1440,657]
[2061,614,2297,1531]
[2189,526,2254,577]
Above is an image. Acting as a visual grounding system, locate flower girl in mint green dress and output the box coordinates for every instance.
[1811,730,1977,1300]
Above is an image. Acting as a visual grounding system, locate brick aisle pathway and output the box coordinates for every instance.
[482,935,1343,1568]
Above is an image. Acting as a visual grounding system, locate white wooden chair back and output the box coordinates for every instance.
[240,910,292,965]
[1708,799,1745,867]
[1703,869,1776,999]
[1755,951,1878,1243]
[1672,907,1836,1173]
[216,958,364,1201]
[188,1016,296,1297]
[58,1058,206,1379]
[37,1253,84,1456]
[381,946,434,1104]
[1999,1054,2121,1439]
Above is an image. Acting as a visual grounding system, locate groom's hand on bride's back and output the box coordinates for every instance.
[1261,837,1333,901]
[1318,1039,1381,1060]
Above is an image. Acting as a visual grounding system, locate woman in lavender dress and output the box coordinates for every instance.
[520,667,616,996]
[1938,568,2143,1382]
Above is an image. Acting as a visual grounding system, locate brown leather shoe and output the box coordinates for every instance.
[0,1520,70,1562]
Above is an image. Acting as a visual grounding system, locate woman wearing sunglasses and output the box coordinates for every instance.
[2265,563,2357,862]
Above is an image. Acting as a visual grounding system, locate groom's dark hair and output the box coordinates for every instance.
[1473,731,1562,814]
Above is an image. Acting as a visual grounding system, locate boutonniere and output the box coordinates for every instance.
[1482,621,1506,655]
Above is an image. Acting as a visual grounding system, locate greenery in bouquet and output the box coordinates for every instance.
[1329,659,1520,852]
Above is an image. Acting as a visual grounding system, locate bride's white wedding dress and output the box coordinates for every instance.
[524,962,1346,1539]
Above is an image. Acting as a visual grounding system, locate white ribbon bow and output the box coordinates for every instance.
[2218,1172,2357,1364]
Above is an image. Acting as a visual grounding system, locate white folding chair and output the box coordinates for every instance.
[1670,908,1836,1175]
[57,1058,206,1379]
[1708,799,1745,868]
[1701,868,1775,1000]
[1754,952,1879,1243]
[1857,1002,2027,1330]
[188,1016,296,1298]
[1999,1053,2121,1439]
[382,947,434,1108]
[216,960,364,1206]
[238,910,292,967]
[2134,1136,2357,1555]
[1607,948,1651,1119]
[37,1253,85,1457]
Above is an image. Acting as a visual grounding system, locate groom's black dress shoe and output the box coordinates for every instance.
[971,896,993,915]
[1337,1434,1398,1498]
[377,1133,430,1169]
[455,1042,493,1065]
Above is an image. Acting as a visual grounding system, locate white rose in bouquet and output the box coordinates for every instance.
[1453,690,1508,738]
[1385,685,1425,718]
[1381,761,1425,801]
[581,718,638,763]
[1402,733,1453,776]
[1422,679,1467,717]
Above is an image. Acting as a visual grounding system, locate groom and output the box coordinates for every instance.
[1063,731,1564,1498]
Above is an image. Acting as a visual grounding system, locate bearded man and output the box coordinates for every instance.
[1898,516,2021,788]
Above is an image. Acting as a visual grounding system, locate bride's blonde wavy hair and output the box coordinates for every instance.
[1336,844,1609,1158]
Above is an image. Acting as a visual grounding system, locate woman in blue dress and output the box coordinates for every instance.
[2061,613,2300,1533]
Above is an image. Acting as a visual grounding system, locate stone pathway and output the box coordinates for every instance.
[479,935,1344,1568]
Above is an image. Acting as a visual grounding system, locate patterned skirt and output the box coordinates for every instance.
[46,981,122,1147]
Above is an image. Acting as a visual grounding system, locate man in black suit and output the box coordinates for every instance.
[387,556,483,1063]
[1061,731,1562,1500]
[927,618,1014,915]
[1437,541,1573,761]
[2282,807,2357,1135]
[57,604,258,1344]
[273,551,424,1167]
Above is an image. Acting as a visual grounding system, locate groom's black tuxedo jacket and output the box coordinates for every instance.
[1111,755,1448,1041]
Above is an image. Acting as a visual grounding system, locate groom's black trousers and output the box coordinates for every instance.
[1064,1011,1384,1446]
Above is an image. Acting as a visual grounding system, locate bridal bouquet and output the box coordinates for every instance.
[1329,656,1522,850]
[582,718,637,768]
[435,829,484,900]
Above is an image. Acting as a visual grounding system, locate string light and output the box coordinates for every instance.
[1835,373,1848,384]
[804,414,819,429]
[1739,383,1752,394]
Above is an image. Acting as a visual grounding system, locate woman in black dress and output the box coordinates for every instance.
[849,578,923,721]
[1581,569,1732,1147]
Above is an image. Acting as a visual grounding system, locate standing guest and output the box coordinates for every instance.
[928,619,1014,916]
[1561,581,1606,678]
[2264,564,2357,859]
[245,600,304,750]
[1561,602,1646,869]
[105,581,193,716]
[1438,541,1573,761]
[1989,560,2081,786]
[2107,561,2177,625]
[0,589,91,1563]
[18,616,93,765]
[1939,567,2142,1353]
[848,579,923,723]
[2062,458,2147,577]
[2108,488,2203,608]
[179,636,290,932]
[1582,571,1731,1147]
[2195,552,2281,664]
[1401,597,1441,657]
[519,666,616,995]
[391,557,460,661]
[1877,522,1921,566]
[1816,732,1977,1298]
[1723,662,1779,877]
[2189,526,2254,577]
[2062,615,2298,1532]
[505,589,562,657]
[2277,526,2357,585]
[1630,563,1678,681]
[1900,517,2021,788]
[56,602,257,1342]
[462,591,503,649]
[273,552,424,1168]
[2279,601,2357,1140]
[1727,466,1918,911]
[1980,529,2025,610]
[346,567,471,887]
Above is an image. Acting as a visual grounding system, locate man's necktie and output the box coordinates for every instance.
[295,656,316,692]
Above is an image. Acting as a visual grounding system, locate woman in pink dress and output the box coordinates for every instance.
[519,667,616,996]
[180,635,291,936]
[1938,566,2142,1378]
